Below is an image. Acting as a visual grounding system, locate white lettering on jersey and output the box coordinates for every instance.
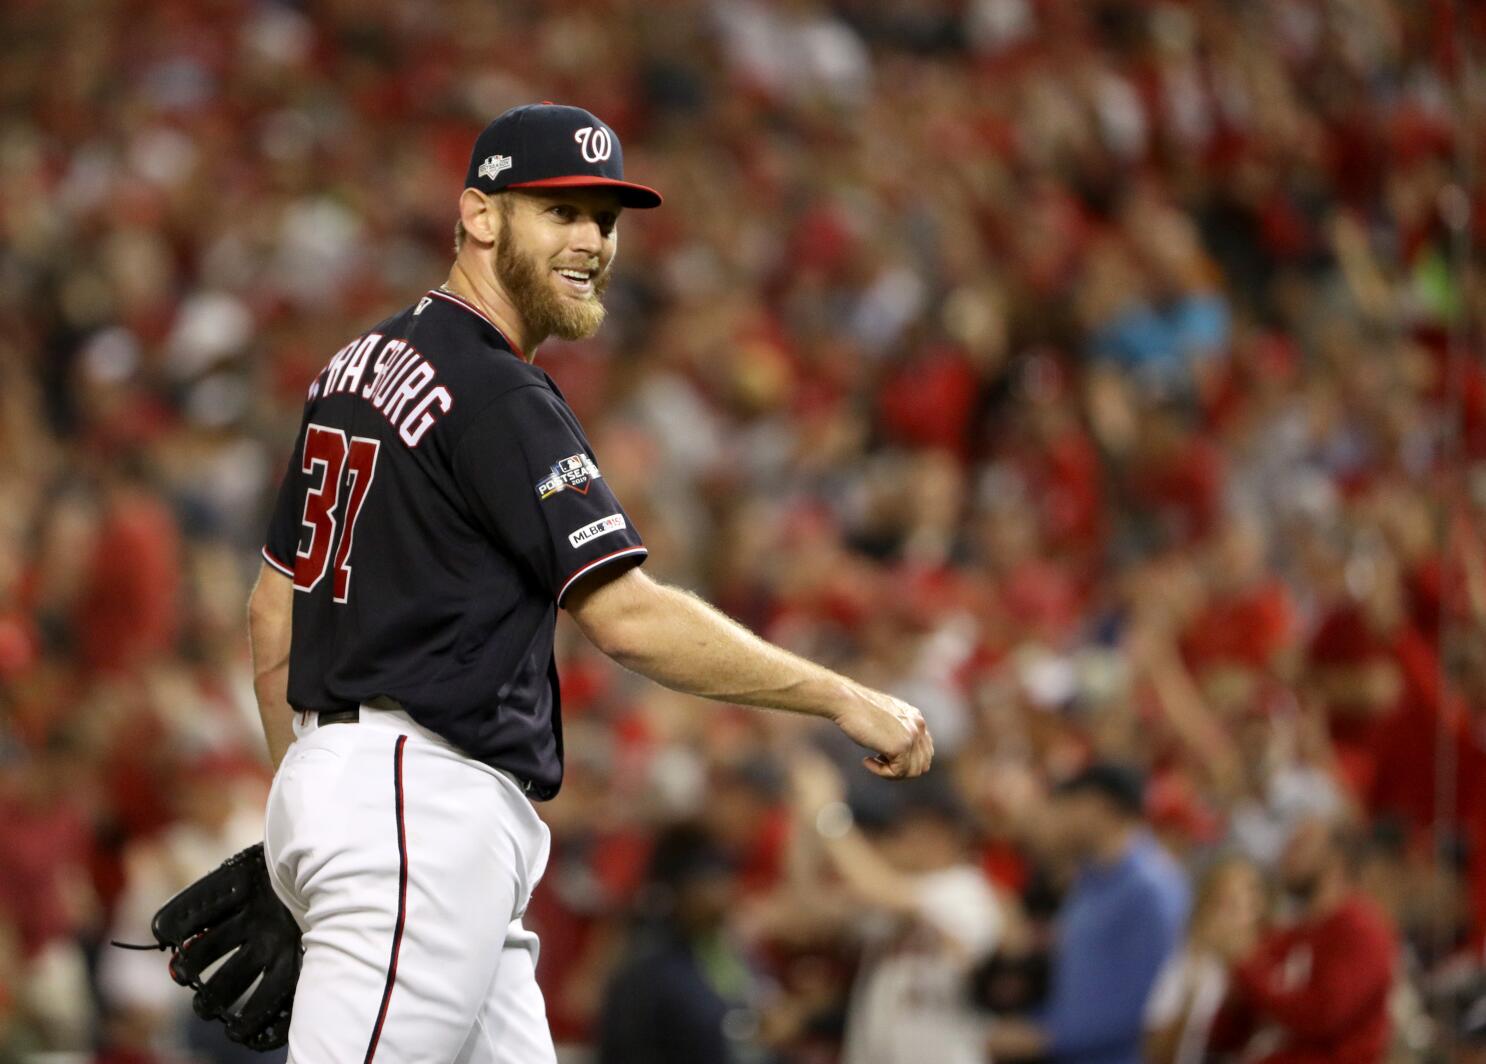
[362,339,407,400]
[567,514,625,548]
[399,385,453,447]
[372,348,421,410]
[414,295,432,315]
[383,362,435,424]
[335,332,380,395]
[319,340,357,394]
[311,327,453,450]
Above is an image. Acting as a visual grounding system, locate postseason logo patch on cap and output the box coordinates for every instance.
[464,103,664,208]
[478,155,513,181]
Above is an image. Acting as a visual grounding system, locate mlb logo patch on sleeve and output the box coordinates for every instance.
[568,514,626,548]
[537,454,602,499]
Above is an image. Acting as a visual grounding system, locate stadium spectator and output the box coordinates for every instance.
[0,731,97,1052]
[1144,854,1266,1064]
[595,822,759,1064]
[1210,818,1398,1064]
[788,752,1004,1064]
[985,762,1189,1064]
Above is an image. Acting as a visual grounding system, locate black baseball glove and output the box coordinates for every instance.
[150,842,302,1051]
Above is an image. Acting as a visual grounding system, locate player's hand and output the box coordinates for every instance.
[831,685,933,779]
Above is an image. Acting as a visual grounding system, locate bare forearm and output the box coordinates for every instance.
[1142,644,1241,791]
[254,665,295,769]
[569,567,933,778]
[816,824,916,914]
[248,564,295,769]
[599,580,853,717]
[788,756,913,912]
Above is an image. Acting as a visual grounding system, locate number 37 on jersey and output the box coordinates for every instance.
[293,423,380,603]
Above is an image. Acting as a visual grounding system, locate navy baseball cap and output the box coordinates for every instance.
[464,103,662,209]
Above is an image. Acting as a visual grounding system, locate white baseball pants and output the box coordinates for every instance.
[264,705,556,1063]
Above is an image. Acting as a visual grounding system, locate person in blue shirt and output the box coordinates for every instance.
[986,762,1190,1064]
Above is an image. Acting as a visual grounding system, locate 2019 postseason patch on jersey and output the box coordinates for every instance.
[536,454,602,499]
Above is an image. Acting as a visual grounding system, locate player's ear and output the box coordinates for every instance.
[458,188,500,248]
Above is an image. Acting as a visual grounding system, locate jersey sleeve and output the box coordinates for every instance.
[453,385,647,606]
[261,415,310,579]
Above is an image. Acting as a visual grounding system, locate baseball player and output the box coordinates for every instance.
[247,102,934,1061]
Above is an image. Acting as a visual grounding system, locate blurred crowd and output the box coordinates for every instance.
[3,0,1486,1060]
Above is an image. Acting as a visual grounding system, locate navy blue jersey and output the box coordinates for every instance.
[262,287,646,798]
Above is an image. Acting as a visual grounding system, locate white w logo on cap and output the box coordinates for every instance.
[573,126,612,163]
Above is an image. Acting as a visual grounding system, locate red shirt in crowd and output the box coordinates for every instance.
[1127,434,1225,545]
[76,489,181,673]
[0,789,93,957]
[1212,894,1396,1064]
[1181,579,1296,672]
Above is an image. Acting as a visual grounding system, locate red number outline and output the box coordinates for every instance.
[294,424,380,602]
[332,436,381,603]
[294,426,346,592]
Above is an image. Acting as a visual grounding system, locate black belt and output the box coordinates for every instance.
[318,695,402,726]
[314,702,539,795]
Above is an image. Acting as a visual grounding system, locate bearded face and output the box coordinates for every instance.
[494,192,617,344]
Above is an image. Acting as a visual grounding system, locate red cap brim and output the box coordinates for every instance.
[504,175,663,209]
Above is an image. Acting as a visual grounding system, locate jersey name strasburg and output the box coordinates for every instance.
[311,330,453,447]
[262,288,647,797]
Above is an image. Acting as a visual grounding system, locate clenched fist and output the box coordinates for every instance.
[831,684,934,779]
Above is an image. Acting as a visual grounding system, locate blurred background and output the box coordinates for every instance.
[2,0,1485,1061]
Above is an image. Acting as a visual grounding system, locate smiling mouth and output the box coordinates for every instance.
[554,267,596,296]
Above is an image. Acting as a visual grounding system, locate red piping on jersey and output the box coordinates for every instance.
[261,545,295,578]
[364,735,409,1063]
[557,546,649,606]
[427,289,527,361]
